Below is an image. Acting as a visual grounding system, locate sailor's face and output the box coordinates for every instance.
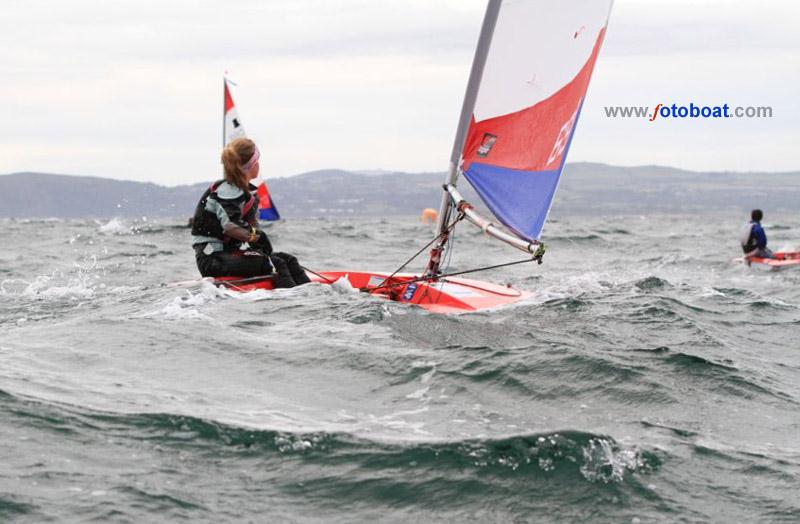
[247,161,260,180]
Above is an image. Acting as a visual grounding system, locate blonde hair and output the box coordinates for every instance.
[221,138,257,191]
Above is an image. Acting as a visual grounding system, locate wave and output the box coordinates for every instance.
[0,389,657,487]
[0,497,35,521]
[653,351,796,404]
[594,228,632,235]
[108,414,660,484]
[546,234,603,242]
[633,276,670,290]
[0,274,99,306]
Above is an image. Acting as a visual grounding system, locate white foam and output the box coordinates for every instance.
[1,275,95,300]
[332,275,359,294]
[527,272,613,304]
[159,297,210,320]
[142,281,226,320]
[580,437,648,483]
[405,387,430,400]
[97,217,130,235]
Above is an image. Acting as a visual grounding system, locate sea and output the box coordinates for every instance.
[1,213,798,523]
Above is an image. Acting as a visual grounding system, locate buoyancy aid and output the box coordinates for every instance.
[191,180,259,245]
[740,221,766,254]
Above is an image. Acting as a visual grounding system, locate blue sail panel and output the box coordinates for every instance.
[463,163,561,240]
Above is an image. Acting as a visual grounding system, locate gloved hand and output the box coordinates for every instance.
[250,231,273,255]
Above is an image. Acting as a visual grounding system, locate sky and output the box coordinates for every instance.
[1,0,798,186]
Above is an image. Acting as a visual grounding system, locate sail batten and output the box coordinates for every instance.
[458,0,612,241]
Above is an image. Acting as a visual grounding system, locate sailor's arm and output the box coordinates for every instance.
[207,197,253,242]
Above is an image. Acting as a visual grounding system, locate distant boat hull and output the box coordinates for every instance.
[735,251,800,271]
[214,271,528,313]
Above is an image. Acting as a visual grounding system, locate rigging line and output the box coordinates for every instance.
[300,265,336,284]
[430,201,458,305]
[364,257,537,293]
[373,211,466,290]
[442,204,457,272]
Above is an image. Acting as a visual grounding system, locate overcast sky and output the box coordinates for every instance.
[2,0,798,185]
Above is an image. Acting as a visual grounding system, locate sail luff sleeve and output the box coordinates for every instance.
[433,0,502,239]
[446,0,502,185]
[222,77,227,149]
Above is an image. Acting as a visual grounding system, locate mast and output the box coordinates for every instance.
[424,0,502,277]
[222,76,227,148]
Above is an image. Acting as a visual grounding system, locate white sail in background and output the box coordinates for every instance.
[223,77,246,145]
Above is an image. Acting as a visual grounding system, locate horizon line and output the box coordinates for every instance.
[2,161,800,188]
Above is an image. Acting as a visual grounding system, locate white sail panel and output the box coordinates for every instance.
[473,0,612,122]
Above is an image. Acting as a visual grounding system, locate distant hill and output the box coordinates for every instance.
[1,163,798,219]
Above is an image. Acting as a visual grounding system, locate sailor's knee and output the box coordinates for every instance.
[270,255,289,271]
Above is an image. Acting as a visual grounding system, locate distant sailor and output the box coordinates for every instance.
[190,137,310,287]
[740,209,774,259]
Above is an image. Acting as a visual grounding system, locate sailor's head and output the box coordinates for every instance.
[222,138,260,189]
[751,209,763,222]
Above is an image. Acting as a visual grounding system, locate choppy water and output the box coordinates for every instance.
[1,214,799,523]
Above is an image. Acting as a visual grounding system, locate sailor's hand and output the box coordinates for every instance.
[247,226,259,243]
[250,231,273,255]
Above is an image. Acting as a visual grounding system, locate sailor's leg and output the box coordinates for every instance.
[195,246,273,278]
[195,246,222,277]
[272,252,311,285]
[269,254,297,288]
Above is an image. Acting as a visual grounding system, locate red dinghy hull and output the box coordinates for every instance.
[213,271,528,313]
[735,251,800,271]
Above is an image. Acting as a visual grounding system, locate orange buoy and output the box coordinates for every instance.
[421,208,438,224]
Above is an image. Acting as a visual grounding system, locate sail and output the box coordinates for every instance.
[223,77,281,221]
[460,0,612,241]
[223,79,246,144]
[255,180,280,221]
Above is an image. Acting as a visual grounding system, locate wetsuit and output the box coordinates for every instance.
[740,220,773,258]
[190,180,310,287]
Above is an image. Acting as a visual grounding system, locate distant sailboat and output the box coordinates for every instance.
[736,252,800,271]
[215,1,614,312]
[223,76,280,221]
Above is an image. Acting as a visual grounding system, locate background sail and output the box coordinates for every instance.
[255,182,280,221]
[223,77,281,221]
[223,79,246,144]
[461,0,612,241]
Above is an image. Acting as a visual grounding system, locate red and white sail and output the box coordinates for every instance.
[458,0,613,241]
[223,76,280,221]
[223,77,246,144]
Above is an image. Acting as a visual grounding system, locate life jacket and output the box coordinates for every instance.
[191,180,258,244]
[739,221,758,254]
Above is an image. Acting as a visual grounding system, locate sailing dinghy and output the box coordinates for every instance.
[735,252,800,271]
[214,1,614,313]
[223,75,280,221]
